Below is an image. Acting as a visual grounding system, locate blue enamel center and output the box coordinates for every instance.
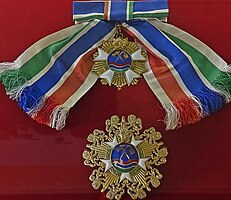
[111,144,139,173]
[107,50,132,73]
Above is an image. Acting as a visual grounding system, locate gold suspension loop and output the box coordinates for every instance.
[114,23,124,39]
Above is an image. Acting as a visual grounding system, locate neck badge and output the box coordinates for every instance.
[83,115,168,200]
[93,24,147,90]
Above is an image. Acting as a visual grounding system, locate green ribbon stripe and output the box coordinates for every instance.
[133,13,168,20]
[16,22,91,80]
[164,32,228,83]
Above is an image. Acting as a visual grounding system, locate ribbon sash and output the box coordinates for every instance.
[0,1,230,130]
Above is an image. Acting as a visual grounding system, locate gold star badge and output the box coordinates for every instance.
[83,115,168,200]
[93,24,147,90]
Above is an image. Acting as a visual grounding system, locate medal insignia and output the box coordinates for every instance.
[93,24,147,90]
[83,115,168,200]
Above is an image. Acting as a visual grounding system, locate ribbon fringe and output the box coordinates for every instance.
[174,97,201,128]
[162,97,201,130]
[0,62,38,113]
[19,87,69,130]
[0,65,69,130]
[212,72,231,103]
[0,63,29,100]
[0,62,18,73]
[162,103,179,130]
[161,84,227,130]
[50,106,69,130]
[34,98,69,130]
[195,86,226,117]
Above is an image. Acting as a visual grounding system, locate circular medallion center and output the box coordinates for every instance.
[111,144,139,173]
[107,50,132,73]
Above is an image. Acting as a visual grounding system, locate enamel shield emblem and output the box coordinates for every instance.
[83,115,168,200]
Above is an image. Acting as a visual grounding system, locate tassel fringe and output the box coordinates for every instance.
[194,87,225,116]
[21,93,69,131]
[34,98,70,130]
[0,69,29,99]
[212,72,231,103]
[161,83,227,130]
[174,98,201,127]
[163,97,201,131]
[50,106,69,130]
[162,103,180,130]
[33,98,59,123]
[18,84,44,114]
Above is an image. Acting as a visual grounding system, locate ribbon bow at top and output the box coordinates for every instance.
[73,0,169,23]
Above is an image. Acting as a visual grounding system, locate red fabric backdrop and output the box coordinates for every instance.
[0,0,231,199]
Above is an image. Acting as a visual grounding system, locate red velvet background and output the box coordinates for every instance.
[0,0,231,199]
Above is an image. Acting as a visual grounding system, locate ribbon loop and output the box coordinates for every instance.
[73,0,169,23]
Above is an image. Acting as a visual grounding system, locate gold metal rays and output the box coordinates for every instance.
[92,24,147,90]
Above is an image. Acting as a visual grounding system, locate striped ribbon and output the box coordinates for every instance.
[73,0,169,23]
[0,1,230,130]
